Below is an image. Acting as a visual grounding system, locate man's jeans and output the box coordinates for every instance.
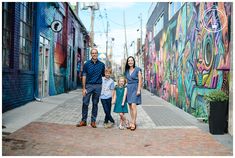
[81,84,102,123]
[101,98,114,123]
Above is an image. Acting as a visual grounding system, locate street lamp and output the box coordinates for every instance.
[130,41,135,57]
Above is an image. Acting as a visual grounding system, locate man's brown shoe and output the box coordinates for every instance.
[76,121,87,127]
[90,122,97,128]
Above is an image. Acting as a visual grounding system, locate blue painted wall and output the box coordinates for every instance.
[2,2,89,112]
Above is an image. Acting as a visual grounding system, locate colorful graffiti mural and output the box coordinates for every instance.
[145,2,231,118]
[39,3,82,95]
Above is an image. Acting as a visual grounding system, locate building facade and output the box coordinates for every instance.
[2,2,89,112]
[145,2,232,134]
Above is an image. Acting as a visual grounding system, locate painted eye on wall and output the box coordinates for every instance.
[203,34,213,67]
[205,42,212,66]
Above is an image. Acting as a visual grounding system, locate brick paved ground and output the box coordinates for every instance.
[2,89,233,156]
[2,122,232,156]
[36,90,156,129]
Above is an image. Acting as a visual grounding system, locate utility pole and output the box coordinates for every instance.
[82,3,99,48]
[105,10,109,66]
[138,13,145,85]
[140,13,142,59]
[109,37,114,69]
[138,13,143,66]
[90,8,95,48]
[123,10,128,59]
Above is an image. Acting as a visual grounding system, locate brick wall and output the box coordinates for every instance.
[2,3,35,112]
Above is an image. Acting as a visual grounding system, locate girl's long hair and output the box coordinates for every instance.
[124,56,136,75]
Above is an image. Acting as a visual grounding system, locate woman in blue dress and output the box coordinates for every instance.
[125,56,142,131]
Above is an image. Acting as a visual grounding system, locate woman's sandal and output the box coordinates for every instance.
[130,124,136,131]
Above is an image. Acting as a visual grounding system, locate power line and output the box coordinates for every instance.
[98,8,106,33]
[108,17,139,27]
[93,31,106,34]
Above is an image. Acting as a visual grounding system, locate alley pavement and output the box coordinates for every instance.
[2,89,233,156]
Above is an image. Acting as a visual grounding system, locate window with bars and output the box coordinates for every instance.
[154,12,164,37]
[2,3,13,68]
[19,2,33,70]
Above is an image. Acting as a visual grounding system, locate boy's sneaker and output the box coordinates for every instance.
[107,122,114,128]
[104,122,114,128]
[104,123,109,129]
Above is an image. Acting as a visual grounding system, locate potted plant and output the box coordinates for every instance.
[204,90,229,134]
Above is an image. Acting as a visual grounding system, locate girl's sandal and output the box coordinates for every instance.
[126,120,131,129]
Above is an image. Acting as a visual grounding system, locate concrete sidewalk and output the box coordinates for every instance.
[141,91,233,151]
[2,90,79,133]
[2,88,233,155]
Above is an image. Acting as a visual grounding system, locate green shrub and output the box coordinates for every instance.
[204,90,229,102]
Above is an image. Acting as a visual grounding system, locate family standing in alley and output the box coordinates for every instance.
[76,48,142,131]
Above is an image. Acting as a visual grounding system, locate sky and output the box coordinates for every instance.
[77,2,152,65]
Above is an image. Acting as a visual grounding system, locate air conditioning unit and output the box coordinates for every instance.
[81,2,99,10]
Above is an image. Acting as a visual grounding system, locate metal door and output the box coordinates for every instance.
[38,36,50,98]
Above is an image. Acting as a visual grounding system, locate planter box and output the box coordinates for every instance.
[209,101,228,134]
